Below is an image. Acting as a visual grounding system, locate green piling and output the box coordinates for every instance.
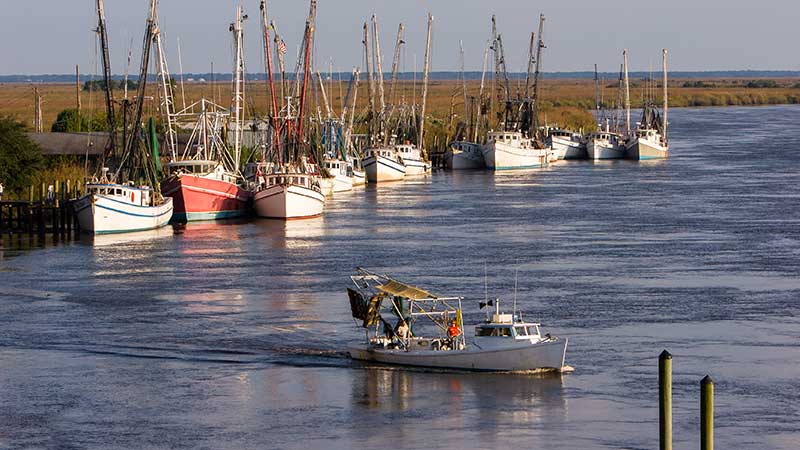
[659,350,672,450]
[701,375,714,450]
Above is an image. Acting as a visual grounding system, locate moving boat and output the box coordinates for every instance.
[482,131,550,170]
[346,268,569,372]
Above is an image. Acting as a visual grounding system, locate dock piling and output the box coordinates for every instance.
[701,375,714,450]
[659,350,672,450]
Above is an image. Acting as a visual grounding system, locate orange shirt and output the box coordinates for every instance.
[447,324,460,338]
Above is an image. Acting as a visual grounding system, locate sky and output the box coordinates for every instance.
[2,0,799,75]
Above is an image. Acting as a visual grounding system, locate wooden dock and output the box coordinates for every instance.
[0,181,82,240]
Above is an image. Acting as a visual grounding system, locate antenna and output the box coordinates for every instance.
[484,262,488,302]
[513,266,518,321]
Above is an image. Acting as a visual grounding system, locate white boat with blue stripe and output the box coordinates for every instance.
[482,131,550,171]
[74,183,173,234]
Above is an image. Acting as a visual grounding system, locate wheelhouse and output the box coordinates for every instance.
[87,183,151,207]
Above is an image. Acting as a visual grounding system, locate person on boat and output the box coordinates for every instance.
[0,182,4,201]
[396,320,411,340]
[447,320,460,339]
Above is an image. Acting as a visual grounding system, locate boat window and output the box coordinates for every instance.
[493,328,512,337]
[514,326,529,336]
[475,327,492,337]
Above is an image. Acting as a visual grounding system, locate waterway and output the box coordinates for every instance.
[1,105,799,449]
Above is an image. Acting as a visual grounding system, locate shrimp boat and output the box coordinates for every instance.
[395,143,431,176]
[76,0,173,234]
[253,161,325,219]
[482,131,551,170]
[160,100,250,221]
[446,141,485,170]
[546,128,586,160]
[586,131,626,160]
[346,268,569,372]
[363,147,406,182]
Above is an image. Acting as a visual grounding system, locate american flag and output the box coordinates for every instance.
[277,39,287,55]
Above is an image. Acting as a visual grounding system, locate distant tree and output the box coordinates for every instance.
[745,80,779,88]
[0,116,44,195]
[51,109,111,133]
[82,79,138,92]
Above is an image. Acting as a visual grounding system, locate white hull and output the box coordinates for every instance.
[483,141,549,171]
[587,140,626,160]
[320,173,353,195]
[626,137,668,160]
[74,194,173,235]
[446,142,485,170]
[253,183,325,219]
[348,338,568,372]
[402,158,431,176]
[352,169,366,186]
[363,153,406,182]
[550,136,587,160]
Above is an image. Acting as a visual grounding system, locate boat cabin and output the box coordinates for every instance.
[366,148,398,160]
[87,183,151,207]
[487,131,533,148]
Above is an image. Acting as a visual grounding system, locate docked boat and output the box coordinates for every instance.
[586,131,626,160]
[161,160,249,221]
[546,128,586,160]
[624,49,669,160]
[75,181,173,234]
[396,144,431,176]
[363,147,406,182]
[320,158,354,194]
[482,131,550,170]
[346,268,569,372]
[446,141,485,170]
[253,162,325,219]
[76,0,173,235]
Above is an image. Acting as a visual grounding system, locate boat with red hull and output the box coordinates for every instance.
[161,161,249,222]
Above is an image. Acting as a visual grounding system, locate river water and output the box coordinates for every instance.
[1,105,799,449]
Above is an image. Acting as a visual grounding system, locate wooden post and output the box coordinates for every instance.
[701,376,714,450]
[659,350,672,450]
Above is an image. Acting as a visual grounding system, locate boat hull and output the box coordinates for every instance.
[446,142,485,170]
[364,154,406,182]
[348,338,568,372]
[74,194,173,234]
[352,169,366,186]
[483,142,549,171]
[402,158,431,176]
[253,183,325,220]
[550,136,587,160]
[626,137,668,160]
[587,140,626,160]
[161,174,249,222]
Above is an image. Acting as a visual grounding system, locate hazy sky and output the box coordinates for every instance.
[2,0,799,75]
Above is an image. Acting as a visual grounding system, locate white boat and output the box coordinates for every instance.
[346,269,569,372]
[586,131,626,160]
[446,141,485,170]
[546,128,586,160]
[395,143,431,176]
[482,131,550,171]
[253,168,325,220]
[626,128,668,160]
[363,147,406,182]
[320,158,354,193]
[74,183,174,234]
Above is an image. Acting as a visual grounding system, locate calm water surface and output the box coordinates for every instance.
[2,105,800,449]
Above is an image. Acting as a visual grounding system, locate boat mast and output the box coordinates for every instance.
[490,15,500,127]
[362,23,376,143]
[524,31,535,99]
[593,63,600,129]
[388,23,405,107]
[118,0,158,184]
[372,15,386,117]
[662,48,668,144]
[260,0,281,163]
[295,5,315,149]
[459,40,468,133]
[475,40,490,143]
[531,14,545,136]
[616,63,624,134]
[95,0,116,174]
[230,6,246,172]
[623,49,631,136]
[344,68,360,152]
[153,11,177,162]
[418,13,433,155]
